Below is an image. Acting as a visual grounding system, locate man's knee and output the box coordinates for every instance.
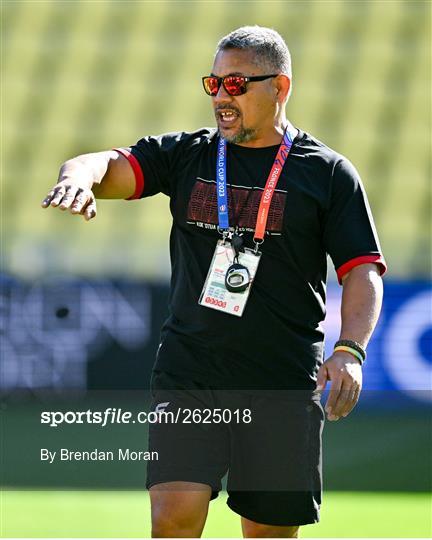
[150,482,211,538]
[151,508,192,538]
[152,514,196,538]
[242,518,299,538]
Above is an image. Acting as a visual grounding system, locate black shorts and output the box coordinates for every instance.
[146,370,324,527]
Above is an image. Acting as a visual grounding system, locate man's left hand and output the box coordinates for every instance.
[316,352,362,421]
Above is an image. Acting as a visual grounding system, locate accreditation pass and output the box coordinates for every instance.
[199,240,261,317]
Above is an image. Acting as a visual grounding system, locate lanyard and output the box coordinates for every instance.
[216,126,295,246]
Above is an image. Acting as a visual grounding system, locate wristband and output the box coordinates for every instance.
[334,339,366,361]
[333,345,364,364]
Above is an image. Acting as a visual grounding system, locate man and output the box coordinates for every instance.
[42,26,385,538]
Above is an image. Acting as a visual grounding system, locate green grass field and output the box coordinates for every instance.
[1,490,430,538]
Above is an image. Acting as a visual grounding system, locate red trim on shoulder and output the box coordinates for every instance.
[113,148,144,200]
[337,255,387,285]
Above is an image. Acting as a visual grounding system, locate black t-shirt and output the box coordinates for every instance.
[120,127,386,390]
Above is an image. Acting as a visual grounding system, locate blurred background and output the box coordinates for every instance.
[1,0,431,537]
[3,0,430,278]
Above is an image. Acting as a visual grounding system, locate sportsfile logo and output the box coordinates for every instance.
[40,406,253,426]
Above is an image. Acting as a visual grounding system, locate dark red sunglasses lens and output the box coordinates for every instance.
[223,76,246,96]
[204,77,220,96]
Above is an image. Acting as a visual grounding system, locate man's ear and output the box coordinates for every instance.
[274,74,291,103]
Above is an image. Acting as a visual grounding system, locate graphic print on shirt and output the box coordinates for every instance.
[187,178,287,235]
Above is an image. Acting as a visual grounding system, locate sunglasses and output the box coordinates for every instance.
[202,74,278,96]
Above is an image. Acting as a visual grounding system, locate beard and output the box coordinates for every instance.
[215,106,258,144]
[219,123,257,144]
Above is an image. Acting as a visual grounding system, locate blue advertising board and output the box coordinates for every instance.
[324,282,431,404]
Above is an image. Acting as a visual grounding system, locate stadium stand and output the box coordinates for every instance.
[2,0,430,279]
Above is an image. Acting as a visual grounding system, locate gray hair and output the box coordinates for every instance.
[216,26,292,78]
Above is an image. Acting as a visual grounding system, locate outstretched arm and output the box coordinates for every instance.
[316,263,384,421]
[41,150,135,220]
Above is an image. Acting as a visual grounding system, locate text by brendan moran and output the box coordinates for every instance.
[41,448,159,463]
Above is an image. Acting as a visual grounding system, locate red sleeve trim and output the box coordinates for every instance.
[113,148,144,200]
[336,255,387,285]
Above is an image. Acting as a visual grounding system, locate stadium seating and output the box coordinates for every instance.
[2,1,430,278]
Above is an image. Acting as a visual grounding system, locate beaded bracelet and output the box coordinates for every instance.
[334,339,366,361]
